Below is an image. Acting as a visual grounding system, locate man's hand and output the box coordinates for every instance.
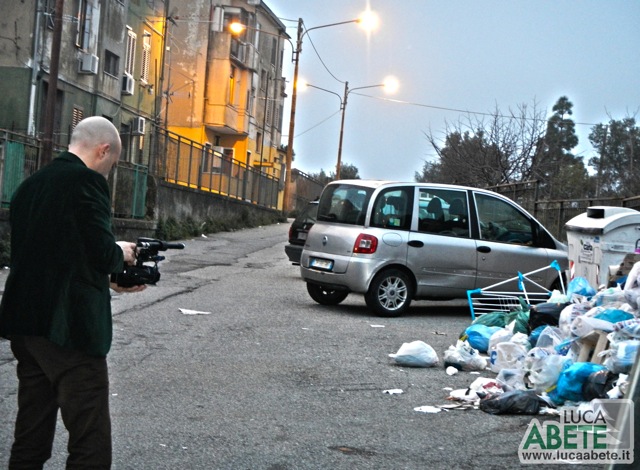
[110,283,147,293]
[116,241,137,265]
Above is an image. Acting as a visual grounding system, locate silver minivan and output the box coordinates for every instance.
[300,180,568,316]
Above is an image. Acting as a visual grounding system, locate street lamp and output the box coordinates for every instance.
[306,77,398,179]
[282,14,378,213]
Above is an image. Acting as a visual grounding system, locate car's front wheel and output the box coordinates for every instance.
[306,283,349,305]
[365,269,413,317]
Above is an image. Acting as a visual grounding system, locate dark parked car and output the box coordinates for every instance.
[285,200,319,264]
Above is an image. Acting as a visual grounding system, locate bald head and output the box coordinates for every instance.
[69,116,122,177]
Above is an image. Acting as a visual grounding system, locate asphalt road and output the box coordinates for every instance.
[0,222,607,469]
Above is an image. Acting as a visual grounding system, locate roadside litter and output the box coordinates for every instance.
[179,308,212,315]
[388,340,438,367]
[399,262,640,418]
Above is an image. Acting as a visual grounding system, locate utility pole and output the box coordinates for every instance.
[40,0,64,167]
[282,18,303,214]
[595,125,608,198]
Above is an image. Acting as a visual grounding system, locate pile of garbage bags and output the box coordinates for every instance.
[389,264,640,415]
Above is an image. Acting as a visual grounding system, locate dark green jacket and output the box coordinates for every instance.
[0,152,124,356]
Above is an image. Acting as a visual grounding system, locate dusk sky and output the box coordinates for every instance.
[267,0,640,182]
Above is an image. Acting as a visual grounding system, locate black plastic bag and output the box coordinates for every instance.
[582,369,618,401]
[479,390,546,415]
[528,302,569,333]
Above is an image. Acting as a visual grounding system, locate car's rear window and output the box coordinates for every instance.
[296,202,318,224]
[317,184,374,225]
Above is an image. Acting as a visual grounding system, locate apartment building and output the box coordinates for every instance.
[0,0,288,212]
[165,0,288,182]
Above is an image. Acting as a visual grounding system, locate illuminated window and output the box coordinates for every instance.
[141,31,151,83]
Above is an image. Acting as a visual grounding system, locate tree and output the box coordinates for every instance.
[420,100,548,187]
[532,96,587,199]
[309,162,360,184]
[336,163,360,180]
[589,116,640,197]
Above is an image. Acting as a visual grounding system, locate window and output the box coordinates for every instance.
[266,101,272,126]
[141,31,151,83]
[120,123,131,162]
[371,188,412,230]
[71,107,84,129]
[125,28,136,76]
[76,0,91,49]
[276,104,283,131]
[228,66,236,105]
[202,146,233,174]
[270,37,277,66]
[246,89,253,116]
[104,50,119,76]
[260,69,267,91]
[317,184,373,226]
[417,188,469,236]
[475,193,533,245]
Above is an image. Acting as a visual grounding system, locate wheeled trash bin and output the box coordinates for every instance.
[565,206,640,288]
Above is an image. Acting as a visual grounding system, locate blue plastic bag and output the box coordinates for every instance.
[549,361,606,405]
[594,309,634,324]
[528,325,548,348]
[567,277,596,298]
[463,324,502,353]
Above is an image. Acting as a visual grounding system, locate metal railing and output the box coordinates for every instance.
[150,128,279,209]
[0,130,41,207]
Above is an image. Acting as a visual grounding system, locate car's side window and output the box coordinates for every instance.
[371,188,412,230]
[417,188,469,237]
[475,193,534,245]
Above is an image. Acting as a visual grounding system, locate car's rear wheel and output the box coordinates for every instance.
[306,283,349,305]
[365,269,413,317]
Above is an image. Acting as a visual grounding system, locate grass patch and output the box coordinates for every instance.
[156,210,286,241]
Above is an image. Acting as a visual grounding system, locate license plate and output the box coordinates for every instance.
[310,257,333,270]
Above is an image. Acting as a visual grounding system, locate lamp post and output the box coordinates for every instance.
[282,18,367,213]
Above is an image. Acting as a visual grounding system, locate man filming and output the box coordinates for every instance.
[0,116,146,468]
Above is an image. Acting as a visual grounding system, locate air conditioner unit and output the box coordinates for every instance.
[78,53,99,74]
[121,72,134,95]
[132,116,145,135]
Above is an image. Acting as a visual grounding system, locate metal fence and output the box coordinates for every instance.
[0,130,41,207]
[150,128,279,210]
[0,126,280,219]
[110,162,148,219]
[490,180,640,242]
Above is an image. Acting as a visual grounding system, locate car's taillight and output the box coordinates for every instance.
[353,234,378,254]
[288,225,293,240]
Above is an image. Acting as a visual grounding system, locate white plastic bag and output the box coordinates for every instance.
[443,340,487,371]
[389,340,439,367]
[496,368,527,391]
[489,342,527,373]
[527,353,570,393]
[488,327,514,354]
[558,304,583,339]
[603,340,640,374]
[536,326,564,350]
[509,332,531,351]
[570,316,615,338]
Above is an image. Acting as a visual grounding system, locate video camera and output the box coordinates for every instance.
[111,237,185,287]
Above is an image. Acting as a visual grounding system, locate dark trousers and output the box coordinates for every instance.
[8,336,111,469]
